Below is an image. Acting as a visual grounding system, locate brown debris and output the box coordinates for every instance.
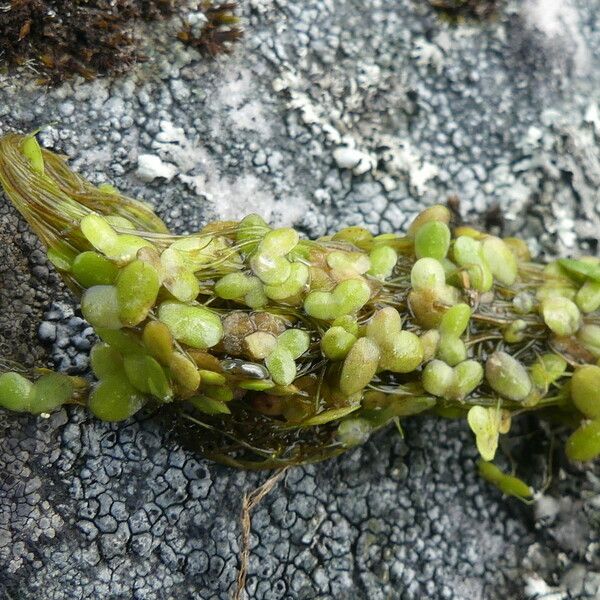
[428,0,501,20]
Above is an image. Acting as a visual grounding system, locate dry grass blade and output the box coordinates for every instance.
[234,467,290,600]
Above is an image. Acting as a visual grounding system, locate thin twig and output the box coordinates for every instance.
[233,467,290,600]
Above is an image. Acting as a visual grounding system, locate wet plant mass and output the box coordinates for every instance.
[0,133,599,495]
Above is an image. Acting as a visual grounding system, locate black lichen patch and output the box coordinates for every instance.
[428,0,500,21]
[0,0,241,84]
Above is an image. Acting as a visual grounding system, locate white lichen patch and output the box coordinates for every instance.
[136,154,178,182]
[332,145,376,175]
[274,68,440,197]
[524,574,567,600]
[522,0,590,75]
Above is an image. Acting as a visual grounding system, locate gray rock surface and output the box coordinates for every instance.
[1,0,600,598]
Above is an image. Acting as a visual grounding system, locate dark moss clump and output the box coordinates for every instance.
[428,0,500,20]
[178,2,243,56]
[0,0,241,84]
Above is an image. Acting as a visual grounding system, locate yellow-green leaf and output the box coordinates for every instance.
[558,258,600,283]
[189,396,231,415]
[300,405,359,426]
[467,406,510,462]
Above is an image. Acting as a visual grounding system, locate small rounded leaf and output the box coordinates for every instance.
[95,328,145,356]
[81,285,122,330]
[414,221,451,260]
[72,252,118,288]
[263,263,309,301]
[437,335,466,367]
[90,342,124,380]
[123,354,172,402]
[169,353,201,393]
[410,258,446,291]
[215,272,253,300]
[512,292,534,315]
[260,228,299,256]
[448,360,483,401]
[117,260,160,326]
[478,461,532,499]
[571,365,600,419]
[265,347,297,386]
[422,360,454,397]
[481,237,518,286]
[304,279,370,320]
[321,327,357,360]
[337,418,373,447]
[334,279,372,315]
[485,351,532,402]
[277,329,310,359]
[244,332,278,360]
[578,324,600,359]
[368,246,397,279]
[22,135,45,175]
[0,372,33,412]
[576,280,600,313]
[142,321,174,365]
[565,419,600,462]
[47,244,77,272]
[420,329,441,362]
[250,254,291,285]
[327,251,371,277]
[244,278,269,309]
[80,214,119,255]
[340,337,380,395]
[190,396,231,415]
[332,226,374,250]
[88,375,146,421]
[453,236,493,292]
[332,315,359,336]
[453,236,483,268]
[158,301,223,349]
[467,406,507,462]
[105,215,134,228]
[366,307,402,346]
[164,271,200,304]
[440,303,472,338]
[541,296,581,337]
[530,353,567,391]
[237,214,270,247]
[503,319,527,344]
[408,205,451,235]
[378,331,424,373]
[30,373,74,414]
[108,234,153,264]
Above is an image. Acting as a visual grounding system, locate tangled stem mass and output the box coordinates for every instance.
[0,133,599,496]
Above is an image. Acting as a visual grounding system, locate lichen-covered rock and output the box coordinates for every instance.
[1,1,600,599]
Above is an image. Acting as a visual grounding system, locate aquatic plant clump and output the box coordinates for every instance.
[1,133,599,488]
